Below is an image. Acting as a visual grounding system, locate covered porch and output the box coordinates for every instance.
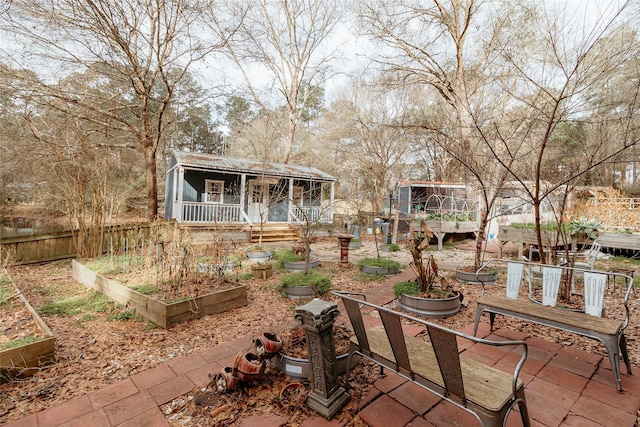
[164,151,336,226]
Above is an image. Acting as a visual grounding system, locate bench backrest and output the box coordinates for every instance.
[584,271,607,317]
[334,291,527,406]
[338,291,470,402]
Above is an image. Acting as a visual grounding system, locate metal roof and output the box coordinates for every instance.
[169,151,336,182]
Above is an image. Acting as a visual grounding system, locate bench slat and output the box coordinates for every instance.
[477,295,622,335]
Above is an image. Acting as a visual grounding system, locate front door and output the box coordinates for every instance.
[248,181,268,223]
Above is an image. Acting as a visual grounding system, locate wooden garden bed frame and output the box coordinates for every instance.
[72,260,247,328]
[1,279,55,384]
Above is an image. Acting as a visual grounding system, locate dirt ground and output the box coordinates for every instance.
[1,234,639,426]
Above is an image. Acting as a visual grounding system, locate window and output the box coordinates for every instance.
[251,184,263,203]
[204,180,224,203]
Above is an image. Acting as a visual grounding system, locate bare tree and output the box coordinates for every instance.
[0,0,224,221]
[479,1,640,262]
[358,0,518,268]
[211,0,346,163]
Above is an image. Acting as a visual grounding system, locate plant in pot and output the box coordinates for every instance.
[246,245,273,263]
[275,248,320,272]
[358,257,401,276]
[279,269,331,299]
[394,221,462,318]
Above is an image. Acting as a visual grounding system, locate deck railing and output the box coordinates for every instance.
[181,202,242,224]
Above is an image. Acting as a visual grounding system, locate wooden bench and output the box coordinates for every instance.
[474,260,633,392]
[333,291,531,427]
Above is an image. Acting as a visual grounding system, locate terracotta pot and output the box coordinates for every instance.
[214,366,240,393]
[254,332,283,359]
[233,352,265,382]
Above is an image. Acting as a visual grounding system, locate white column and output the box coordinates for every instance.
[330,182,335,223]
[176,167,185,222]
[288,178,294,224]
[240,174,246,223]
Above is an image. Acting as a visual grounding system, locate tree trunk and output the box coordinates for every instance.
[144,145,158,222]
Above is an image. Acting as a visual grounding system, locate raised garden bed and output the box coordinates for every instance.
[72,260,248,328]
[1,273,55,383]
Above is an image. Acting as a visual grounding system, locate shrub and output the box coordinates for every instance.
[280,270,331,295]
[383,243,400,252]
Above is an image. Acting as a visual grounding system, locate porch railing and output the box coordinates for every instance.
[290,206,333,224]
[181,202,242,224]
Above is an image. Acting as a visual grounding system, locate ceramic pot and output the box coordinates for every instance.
[214,366,240,393]
[233,352,265,382]
[254,332,283,359]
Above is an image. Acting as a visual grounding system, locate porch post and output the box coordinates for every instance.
[176,167,185,222]
[240,174,246,223]
[288,178,294,224]
[330,182,335,223]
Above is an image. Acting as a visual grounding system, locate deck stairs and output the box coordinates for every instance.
[250,225,300,243]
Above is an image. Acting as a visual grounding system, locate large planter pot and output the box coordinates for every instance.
[361,265,398,276]
[397,292,462,318]
[282,285,315,299]
[274,352,361,380]
[455,269,498,285]
[247,250,273,263]
[251,263,273,279]
[284,259,321,271]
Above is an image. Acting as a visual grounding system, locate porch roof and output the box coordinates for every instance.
[168,151,336,182]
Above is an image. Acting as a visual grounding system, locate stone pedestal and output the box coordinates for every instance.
[336,234,353,268]
[295,299,350,420]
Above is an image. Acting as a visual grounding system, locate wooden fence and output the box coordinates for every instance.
[0,221,175,265]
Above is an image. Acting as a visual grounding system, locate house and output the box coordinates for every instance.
[164,151,336,230]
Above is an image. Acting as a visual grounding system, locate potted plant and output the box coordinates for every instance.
[358,257,401,276]
[275,249,320,272]
[246,245,273,263]
[280,269,331,299]
[394,221,462,318]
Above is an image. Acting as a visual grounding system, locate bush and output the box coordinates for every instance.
[383,243,400,252]
[280,270,331,295]
[393,280,421,298]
